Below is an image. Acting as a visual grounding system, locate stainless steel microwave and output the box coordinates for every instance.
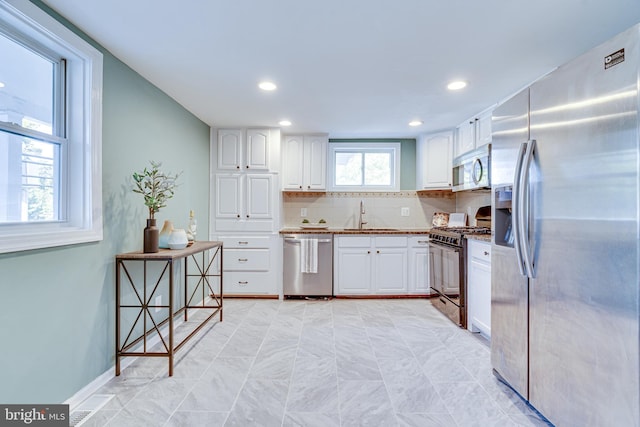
[452,144,491,192]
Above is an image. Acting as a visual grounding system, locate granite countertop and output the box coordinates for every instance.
[466,234,492,242]
[279,227,431,235]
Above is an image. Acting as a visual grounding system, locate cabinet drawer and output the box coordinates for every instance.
[337,236,371,247]
[468,240,491,264]
[224,271,275,294]
[374,236,408,247]
[408,236,430,247]
[224,249,270,271]
[218,236,270,248]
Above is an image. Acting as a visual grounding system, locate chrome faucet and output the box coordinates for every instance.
[358,200,367,229]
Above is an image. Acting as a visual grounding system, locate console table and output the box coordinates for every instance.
[115,241,223,376]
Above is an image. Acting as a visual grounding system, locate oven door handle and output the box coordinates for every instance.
[428,241,461,252]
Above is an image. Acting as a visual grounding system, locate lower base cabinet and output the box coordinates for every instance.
[214,235,279,296]
[335,234,429,296]
[408,236,430,294]
[467,239,491,337]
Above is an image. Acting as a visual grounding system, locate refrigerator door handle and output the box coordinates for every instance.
[512,142,528,276]
[519,139,536,278]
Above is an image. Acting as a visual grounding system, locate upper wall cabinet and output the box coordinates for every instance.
[456,119,476,156]
[217,128,275,171]
[454,109,493,158]
[282,134,327,191]
[416,130,453,190]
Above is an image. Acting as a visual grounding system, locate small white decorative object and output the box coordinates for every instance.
[168,228,188,249]
[186,210,197,241]
[159,220,174,249]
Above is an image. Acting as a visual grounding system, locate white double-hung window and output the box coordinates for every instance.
[328,142,400,191]
[0,0,103,253]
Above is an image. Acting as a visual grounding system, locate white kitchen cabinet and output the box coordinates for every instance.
[214,235,278,296]
[454,109,493,158]
[408,236,430,294]
[214,173,275,232]
[476,111,492,148]
[282,134,327,191]
[375,245,408,293]
[416,131,453,190]
[334,235,408,295]
[211,127,280,233]
[467,239,491,337]
[217,128,273,171]
[456,120,476,157]
[335,240,372,295]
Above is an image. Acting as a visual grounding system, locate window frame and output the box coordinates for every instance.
[0,0,103,253]
[327,142,401,192]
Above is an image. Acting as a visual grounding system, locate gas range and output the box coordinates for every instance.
[428,225,491,328]
[429,226,491,247]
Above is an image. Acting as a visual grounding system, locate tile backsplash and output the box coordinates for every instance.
[282,190,491,229]
[455,190,491,226]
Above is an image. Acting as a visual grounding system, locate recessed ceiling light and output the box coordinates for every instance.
[279,120,292,126]
[447,80,467,91]
[408,120,423,127]
[0,82,5,88]
[258,81,277,91]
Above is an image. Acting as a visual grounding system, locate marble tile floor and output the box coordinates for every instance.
[85,298,552,427]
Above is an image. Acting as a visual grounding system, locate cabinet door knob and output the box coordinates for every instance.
[377,250,380,254]
[483,251,489,256]
[238,258,248,262]
[367,250,371,254]
[238,281,248,285]
[246,165,249,168]
[236,214,240,218]
[299,185,303,189]
[236,165,240,169]
[246,214,250,218]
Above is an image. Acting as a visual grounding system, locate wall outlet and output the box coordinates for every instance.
[155,295,162,312]
[301,208,307,217]
[401,207,410,217]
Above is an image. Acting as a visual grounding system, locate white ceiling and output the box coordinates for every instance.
[42,0,640,138]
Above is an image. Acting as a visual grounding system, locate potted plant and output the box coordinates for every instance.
[132,161,181,252]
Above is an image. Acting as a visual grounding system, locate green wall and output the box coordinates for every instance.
[0,1,211,404]
[328,138,417,190]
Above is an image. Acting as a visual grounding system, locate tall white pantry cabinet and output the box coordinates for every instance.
[210,128,281,296]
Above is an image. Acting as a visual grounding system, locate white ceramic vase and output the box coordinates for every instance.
[168,228,188,249]
[158,220,174,249]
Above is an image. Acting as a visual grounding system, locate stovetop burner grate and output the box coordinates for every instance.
[429,226,491,247]
[431,226,491,235]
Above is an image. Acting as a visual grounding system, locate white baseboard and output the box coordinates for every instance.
[65,298,216,411]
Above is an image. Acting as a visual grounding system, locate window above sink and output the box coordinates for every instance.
[327,142,400,192]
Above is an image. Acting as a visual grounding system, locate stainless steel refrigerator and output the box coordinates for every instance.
[491,23,640,426]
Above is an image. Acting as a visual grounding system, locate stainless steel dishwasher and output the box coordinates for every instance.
[283,233,333,297]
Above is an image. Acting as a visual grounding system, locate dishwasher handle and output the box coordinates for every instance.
[284,236,332,244]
